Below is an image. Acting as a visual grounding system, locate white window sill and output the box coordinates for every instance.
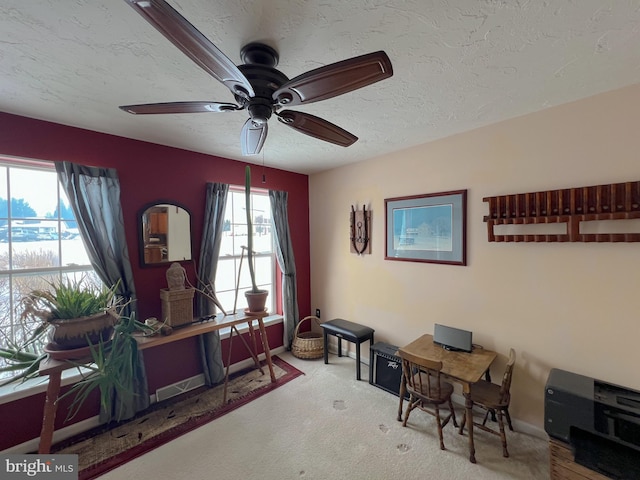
[0,314,283,405]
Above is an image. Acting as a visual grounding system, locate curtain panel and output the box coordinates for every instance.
[196,182,229,385]
[269,190,299,348]
[55,161,147,421]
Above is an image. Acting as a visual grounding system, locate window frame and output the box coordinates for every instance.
[0,156,98,380]
[214,186,277,315]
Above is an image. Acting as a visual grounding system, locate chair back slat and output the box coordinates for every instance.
[399,349,445,401]
[499,348,516,402]
[398,348,442,371]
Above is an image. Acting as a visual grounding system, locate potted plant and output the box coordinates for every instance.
[244,165,269,313]
[19,277,120,349]
[62,312,147,422]
[0,277,150,422]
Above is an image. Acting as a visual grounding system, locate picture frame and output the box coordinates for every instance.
[385,189,467,265]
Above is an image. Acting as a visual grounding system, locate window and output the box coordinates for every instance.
[0,158,99,379]
[214,188,275,314]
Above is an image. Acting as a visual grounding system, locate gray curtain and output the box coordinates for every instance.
[269,190,299,348]
[55,161,148,421]
[55,162,137,317]
[196,182,229,385]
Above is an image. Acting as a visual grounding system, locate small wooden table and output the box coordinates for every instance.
[37,311,275,454]
[397,334,497,463]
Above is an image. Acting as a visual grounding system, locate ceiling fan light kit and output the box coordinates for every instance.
[121,0,393,156]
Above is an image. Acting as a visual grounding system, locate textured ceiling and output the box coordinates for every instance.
[2,1,639,174]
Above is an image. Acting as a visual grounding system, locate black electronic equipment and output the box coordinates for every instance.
[369,342,407,398]
[545,368,640,480]
[433,323,473,353]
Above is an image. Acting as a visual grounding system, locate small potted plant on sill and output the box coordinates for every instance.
[244,165,269,313]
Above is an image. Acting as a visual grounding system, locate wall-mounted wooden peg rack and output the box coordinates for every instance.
[483,181,640,242]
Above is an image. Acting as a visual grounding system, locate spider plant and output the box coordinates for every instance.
[0,342,47,387]
[61,313,148,422]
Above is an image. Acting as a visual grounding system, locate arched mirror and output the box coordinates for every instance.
[138,202,192,266]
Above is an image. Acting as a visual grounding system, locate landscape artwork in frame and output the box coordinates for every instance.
[385,190,467,265]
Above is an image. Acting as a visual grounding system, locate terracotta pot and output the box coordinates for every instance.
[49,309,118,349]
[244,290,268,313]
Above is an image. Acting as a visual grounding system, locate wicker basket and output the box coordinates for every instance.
[291,316,324,359]
[160,287,194,327]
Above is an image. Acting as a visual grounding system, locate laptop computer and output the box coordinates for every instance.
[433,323,473,353]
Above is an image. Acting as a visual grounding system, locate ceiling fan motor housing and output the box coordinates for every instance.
[237,62,289,125]
[240,42,279,68]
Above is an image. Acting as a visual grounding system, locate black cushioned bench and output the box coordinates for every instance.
[320,318,375,380]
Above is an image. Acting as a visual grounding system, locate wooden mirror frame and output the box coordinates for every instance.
[137,200,192,267]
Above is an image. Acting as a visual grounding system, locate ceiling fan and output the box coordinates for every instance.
[120,0,393,156]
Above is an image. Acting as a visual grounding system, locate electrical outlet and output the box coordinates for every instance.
[315,308,321,318]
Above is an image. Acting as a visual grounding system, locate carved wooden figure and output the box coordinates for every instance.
[350,204,372,254]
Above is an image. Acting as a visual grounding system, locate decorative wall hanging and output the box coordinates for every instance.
[350,204,372,255]
[385,190,467,265]
[483,180,640,242]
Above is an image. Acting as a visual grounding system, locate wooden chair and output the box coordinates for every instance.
[399,349,458,450]
[459,348,516,457]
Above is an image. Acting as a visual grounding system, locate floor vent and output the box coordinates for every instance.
[155,374,205,402]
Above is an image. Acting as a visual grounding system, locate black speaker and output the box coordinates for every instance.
[370,342,406,398]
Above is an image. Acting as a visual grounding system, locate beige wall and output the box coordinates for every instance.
[308,83,640,431]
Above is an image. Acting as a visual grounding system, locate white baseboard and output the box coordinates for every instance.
[448,393,547,440]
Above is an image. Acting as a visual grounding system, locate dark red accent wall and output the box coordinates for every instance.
[0,112,310,320]
[0,112,310,450]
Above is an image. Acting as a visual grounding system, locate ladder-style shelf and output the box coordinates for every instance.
[483,181,640,242]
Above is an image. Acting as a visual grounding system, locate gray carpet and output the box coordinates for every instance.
[98,352,550,480]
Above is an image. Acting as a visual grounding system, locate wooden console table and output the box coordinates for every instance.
[37,311,275,454]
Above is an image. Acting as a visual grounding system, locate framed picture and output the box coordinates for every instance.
[385,189,467,265]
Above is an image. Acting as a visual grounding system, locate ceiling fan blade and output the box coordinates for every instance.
[277,110,357,147]
[273,51,393,107]
[241,119,268,155]
[120,101,241,114]
[125,0,254,99]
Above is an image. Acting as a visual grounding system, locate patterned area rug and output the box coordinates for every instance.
[52,356,303,480]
